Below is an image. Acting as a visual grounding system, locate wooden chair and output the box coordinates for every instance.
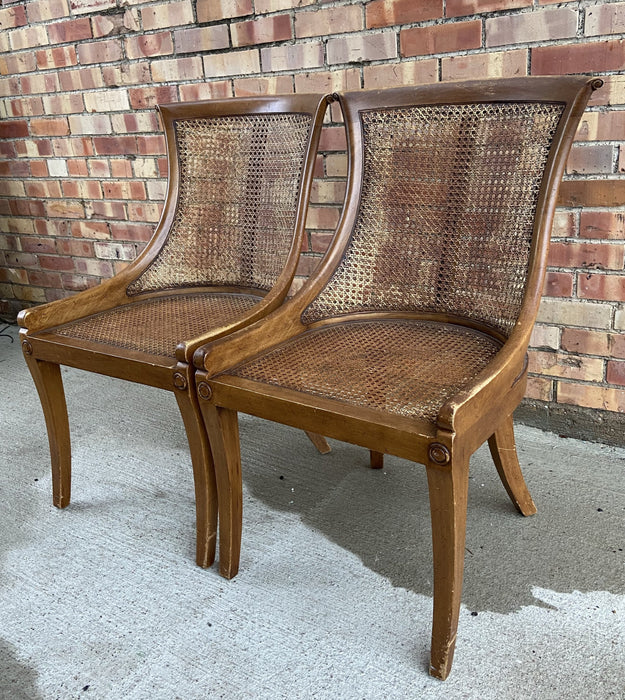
[193,77,602,679]
[18,93,330,569]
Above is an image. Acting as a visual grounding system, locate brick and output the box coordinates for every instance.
[83,89,130,113]
[55,240,95,258]
[36,46,78,70]
[525,376,553,402]
[128,202,161,222]
[128,85,178,110]
[10,25,49,50]
[179,81,233,101]
[6,97,45,119]
[20,237,57,255]
[20,73,62,95]
[364,59,438,88]
[52,137,95,158]
[62,180,104,199]
[45,201,86,219]
[94,242,136,261]
[0,161,29,178]
[48,18,92,43]
[141,1,194,31]
[551,211,577,239]
[580,211,625,240]
[26,0,69,22]
[0,53,37,75]
[68,114,112,135]
[614,306,625,331]
[203,49,260,79]
[197,0,252,23]
[151,56,202,82]
[69,0,116,15]
[0,4,27,29]
[442,48,526,80]
[110,222,153,242]
[102,63,152,87]
[31,118,71,138]
[578,273,625,302]
[486,8,577,47]
[31,161,49,177]
[92,10,139,38]
[328,32,398,64]
[126,33,174,60]
[111,112,159,135]
[609,334,625,359]
[532,40,625,75]
[59,68,104,91]
[575,111,625,142]
[174,25,229,54]
[87,200,127,220]
[310,180,346,205]
[73,258,115,277]
[110,160,134,178]
[530,324,560,350]
[87,159,110,177]
[137,135,166,155]
[70,221,110,239]
[78,39,123,64]
[48,159,69,177]
[43,93,85,115]
[401,20,481,58]
[585,2,625,37]
[296,5,362,38]
[93,135,137,156]
[319,127,347,153]
[261,42,324,72]
[366,0,441,29]
[296,254,321,277]
[446,0,530,17]
[620,148,625,175]
[309,231,334,254]
[561,328,609,356]
[607,360,625,386]
[38,255,75,272]
[549,241,624,271]
[67,160,89,177]
[232,14,292,48]
[102,181,146,200]
[558,181,625,208]
[324,153,348,177]
[288,66,357,93]
[61,274,98,292]
[0,77,20,98]
[14,286,48,303]
[255,0,314,12]
[0,120,28,138]
[4,251,39,269]
[537,298,612,329]
[528,349,604,382]
[305,207,341,230]
[588,75,625,108]
[544,271,573,297]
[233,76,292,97]
[0,267,29,285]
[566,144,615,176]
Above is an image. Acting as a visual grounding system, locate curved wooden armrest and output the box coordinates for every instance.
[193,299,305,375]
[437,326,531,436]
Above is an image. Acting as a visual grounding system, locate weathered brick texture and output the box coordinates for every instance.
[0,0,624,428]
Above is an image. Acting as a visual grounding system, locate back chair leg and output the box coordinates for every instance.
[174,385,218,569]
[370,451,384,469]
[23,356,71,509]
[425,452,470,680]
[488,415,537,516]
[201,404,242,580]
[304,431,331,454]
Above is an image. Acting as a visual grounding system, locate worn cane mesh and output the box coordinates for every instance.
[127,112,313,296]
[230,320,502,423]
[302,102,564,336]
[53,293,260,358]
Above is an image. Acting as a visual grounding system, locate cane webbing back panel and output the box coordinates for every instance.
[53,293,260,358]
[302,102,564,336]
[230,320,502,423]
[128,112,313,296]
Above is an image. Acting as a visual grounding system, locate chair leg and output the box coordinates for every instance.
[488,415,537,516]
[23,356,71,509]
[370,450,384,469]
[201,404,242,579]
[304,431,331,454]
[174,384,218,569]
[425,451,470,681]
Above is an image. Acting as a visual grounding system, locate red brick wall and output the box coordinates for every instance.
[1,0,624,421]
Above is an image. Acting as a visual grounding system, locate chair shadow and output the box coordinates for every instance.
[0,639,41,700]
[237,416,625,614]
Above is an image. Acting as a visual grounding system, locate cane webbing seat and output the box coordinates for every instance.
[195,78,601,681]
[18,93,329,571]
[230,320,503,423]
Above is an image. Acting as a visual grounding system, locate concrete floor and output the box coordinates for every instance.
[1,323,624,699]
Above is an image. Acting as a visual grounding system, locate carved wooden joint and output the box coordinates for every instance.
[21,339,33,356]
[172,372,188,391]
[428,442,451,466]
[197,382,212,401]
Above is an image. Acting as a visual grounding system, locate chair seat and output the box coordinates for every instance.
[229,319,503,423]
[48,292,261,359]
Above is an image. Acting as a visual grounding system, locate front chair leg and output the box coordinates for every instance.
[174,381,218,569]
[23,354,71,509]
[201,403,242,579]
[304,431,331,455]
[488,414,536,516]
[425,447,470,680]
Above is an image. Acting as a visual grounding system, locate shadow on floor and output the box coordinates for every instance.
[0,639,41,700]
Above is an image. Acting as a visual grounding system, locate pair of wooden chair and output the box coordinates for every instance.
[19,76,601,679]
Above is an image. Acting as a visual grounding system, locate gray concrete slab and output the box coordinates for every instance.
[1,324,624,699]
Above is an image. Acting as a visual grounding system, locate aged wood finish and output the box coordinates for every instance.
[195,77,601,679]
[18,93,330,568]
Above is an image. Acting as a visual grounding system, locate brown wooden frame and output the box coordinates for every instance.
[18,93,330,569]
[194,77,602,679]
